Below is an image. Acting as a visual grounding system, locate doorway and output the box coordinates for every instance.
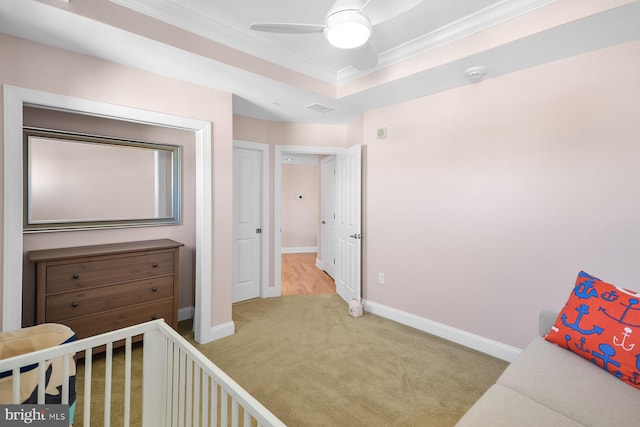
[274,145,362,303]
[280,152,334,295]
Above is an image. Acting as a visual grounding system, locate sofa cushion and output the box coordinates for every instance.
[498,337,640,426]
[544,271,640,390]
[455,384,582,427]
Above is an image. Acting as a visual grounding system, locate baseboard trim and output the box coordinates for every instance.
[362,299,521,362]
[262,286,281,298]
[178,306,195,322]
[204,321,235,342]
[281,246,317,254]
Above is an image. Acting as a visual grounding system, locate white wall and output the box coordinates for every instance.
[363,40,640,349]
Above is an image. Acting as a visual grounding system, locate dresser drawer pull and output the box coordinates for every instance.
[151,262,158,268]
[151,315,158,320]
[151,287,158,292]
[71,302,79,308]
[72,273,80,279]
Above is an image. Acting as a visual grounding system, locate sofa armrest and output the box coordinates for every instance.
[538,310,559,336]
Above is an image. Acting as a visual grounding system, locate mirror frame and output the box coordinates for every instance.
[23,127,182,232]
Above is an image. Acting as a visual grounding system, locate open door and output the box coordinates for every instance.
[320,155,336,279]
[335,145,362,303]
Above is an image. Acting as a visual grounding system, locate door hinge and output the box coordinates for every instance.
[256,228,262,234]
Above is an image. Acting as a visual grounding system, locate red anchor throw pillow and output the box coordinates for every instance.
[545,271,640,389]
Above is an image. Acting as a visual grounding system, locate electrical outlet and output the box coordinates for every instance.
[378,272,385,284]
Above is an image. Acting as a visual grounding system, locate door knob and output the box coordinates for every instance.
[349,233,362,239]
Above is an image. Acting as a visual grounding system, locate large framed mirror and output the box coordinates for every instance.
[23,127,182,232]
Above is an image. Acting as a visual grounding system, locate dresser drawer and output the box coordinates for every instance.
[46,251,174,293]
[61,299,174,340]
[44,275,174,322]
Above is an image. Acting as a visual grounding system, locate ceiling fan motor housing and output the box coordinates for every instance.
[326,0,369,17]
[325,9,372,49]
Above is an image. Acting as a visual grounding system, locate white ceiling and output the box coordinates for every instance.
[109,0,506,82]
[1,0,639,124]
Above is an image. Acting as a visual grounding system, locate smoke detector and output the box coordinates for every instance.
[465,66,487,83]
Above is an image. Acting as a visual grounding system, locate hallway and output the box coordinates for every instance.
[281,253,335,295]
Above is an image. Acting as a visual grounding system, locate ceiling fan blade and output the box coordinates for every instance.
[348,41,378,70]
[250,23,326,34]
[364,0,423,25]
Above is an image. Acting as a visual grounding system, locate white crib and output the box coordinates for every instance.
[0,320,286,427]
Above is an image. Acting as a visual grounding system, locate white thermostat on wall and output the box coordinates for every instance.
[376,127,387,139]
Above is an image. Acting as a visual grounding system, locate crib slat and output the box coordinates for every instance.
[104,342,113,427]
[124,336,132,427]
[84,350,93,427]
[244,410,251,427]
[172,343,180,427]
[192,366,200,427]
[37,360,46,404]
[62,354,70,405]
[186,357,193,427]
[178,350,186,427]
[11,367,20,404]
[211,381,218,427]
[165,337,173,424]
[201,375,209,427]
[221,389,228,426]
[232,400,239,427]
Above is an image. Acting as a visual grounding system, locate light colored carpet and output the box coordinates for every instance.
[74,293,507,426]
[184,294,508,427]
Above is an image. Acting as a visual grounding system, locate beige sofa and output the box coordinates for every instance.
[456,310,640,426]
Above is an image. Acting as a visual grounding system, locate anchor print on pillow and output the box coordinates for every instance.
[545,271,640,389]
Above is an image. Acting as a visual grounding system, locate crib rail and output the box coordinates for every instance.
[0,320,286,427]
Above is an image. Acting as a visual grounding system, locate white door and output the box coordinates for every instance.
[320,156,336,278]
[232,147,262,303]
[335,145,362,303]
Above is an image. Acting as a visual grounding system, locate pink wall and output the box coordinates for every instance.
[0,34,233,330]
[363,40,640,349]
[5,20,638,354]
[281,164,320,249]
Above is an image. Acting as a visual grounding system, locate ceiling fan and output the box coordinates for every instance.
[249,0,423,70]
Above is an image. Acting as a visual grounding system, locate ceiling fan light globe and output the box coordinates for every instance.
[325,10,371,49]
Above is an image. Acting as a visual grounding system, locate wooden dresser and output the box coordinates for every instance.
[29,239,183,340]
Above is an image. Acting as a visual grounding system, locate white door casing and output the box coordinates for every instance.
[274,145,344,294]
[274,145,360,301]
[320,156,336,279]
[232,142,269,302]
[335,145,362,303]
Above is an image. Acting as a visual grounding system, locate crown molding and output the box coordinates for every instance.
[111,0,555,86]
[337,0,556,83]
[109,0,339,83]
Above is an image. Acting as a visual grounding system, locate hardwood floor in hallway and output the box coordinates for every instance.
[281,252,336,295]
